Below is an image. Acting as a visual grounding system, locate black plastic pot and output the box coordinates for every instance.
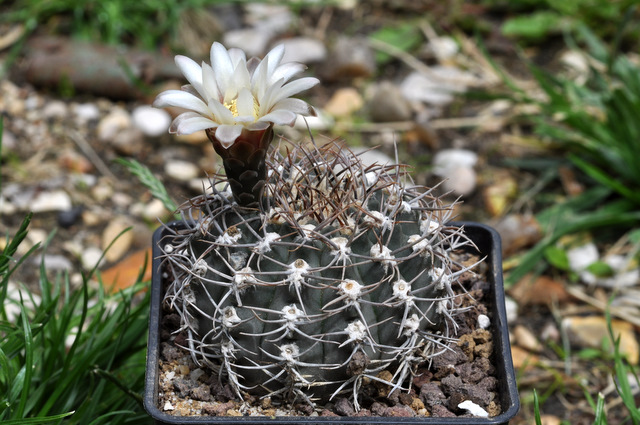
[144,222,520,424]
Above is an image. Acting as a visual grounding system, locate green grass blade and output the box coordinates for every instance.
[1,411,75,425]
[114,158,178,213]
[16,298,33,418]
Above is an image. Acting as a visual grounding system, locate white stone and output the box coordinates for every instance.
[280,37,327,64]
[97,108,132,142]
[42,100,68,119]
[101,218,134,263]
[132,105,171,137]
[400,67,475,106]
[40,254,73,271]
[163,401,174,411]
[81,246,104,270]
[165,160,200,182]
[294,110,334,131]
[0,195,16,215]
[73,103,100,123]
[351,147,394,168]
[458,400,488,417]
[567,243,599,272]
[428,36,459,61]
[432,149,478,196]
[245,3,293,33]
[504,296,518,323]
[31,190,72,213]
[478,314,490,329]
[224,28,272,57]
[433,149,478,175]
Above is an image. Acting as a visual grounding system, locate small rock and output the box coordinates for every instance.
[293,110,334,131]
[57,206,84,228]
[509,275,571,307]
[165,160,201,182]
[514,325,543,353]
[427,36,459,62]
[430,404,456,417]
[81,246,104,270]
[562,316,639,364]
[324,87,363,117]
[101,217,134,263]
[132,105,171,137]
[368,81,413,122]
[39,254,73,271]
[567,243,599,272]
[31,190,73,213]
[72,102,101,123]
[97,108,132,142]
[112,127,145,156]
[334,398,355,416]
[432,149,478,196]
[493,214,542,256]
[458,400,488,417]
[477,314,490,329]
[163,401,174,411]
[505,296,518,322]
[42,100,68,119]
[400,67,472,106]
[224,28,272,57]
[280,37,327,64]
[133,198,172,222]
[246,3,293,34]
[320,37,376,81]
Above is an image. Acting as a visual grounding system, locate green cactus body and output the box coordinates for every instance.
[161,142,472,408]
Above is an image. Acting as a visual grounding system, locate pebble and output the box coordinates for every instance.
[0,195,16,215]
[97,107,132,142]
[280,37,327,64]
[111,127,145,156]
[57,206,84,228]
[567,243,599,272]
[72,102,101,123]
[293,110,334,131]
[81,246,105,270]
[224,28,272,57]
[323,87,363,117]
[165,160,201,182]
[132,105,171,137]
[427,36,459,62]
[562,316,639,364]
[42,100,68,120]
[31,190,73,213]
[39,254,73,271]
[101,217,134,263]
[350,147,394,168]
[368,82,413,122]
[492,214,542,256]
[477,314,490,329]
[457,400,488,418]
[504,296,518,323]
[320,37,376,81]
[513,325,542,353]
[246,3,293,33]
[400,67,472,106]
[432,149,478,196]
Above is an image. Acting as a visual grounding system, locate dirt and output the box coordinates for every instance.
[154,251,505,419]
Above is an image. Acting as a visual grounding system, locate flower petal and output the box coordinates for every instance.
[258,109,297,126]
[201,63,221,103]
[207,97,235,124]
[211,42,234,93]
[271,98,315,115]
[270,62,306,85]
[215,125,243,148]
[236,88,256,118]
[228,48,247,67]
[153,90,211,118]
[272,77,320,104]
[170,112,217,135]
[175,55,205,99]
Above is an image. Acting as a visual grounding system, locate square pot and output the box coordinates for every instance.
[144,221,519,424]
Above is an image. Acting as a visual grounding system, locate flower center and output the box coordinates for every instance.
[224,97,260,119]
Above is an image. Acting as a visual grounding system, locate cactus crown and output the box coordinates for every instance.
[160,141,477,409]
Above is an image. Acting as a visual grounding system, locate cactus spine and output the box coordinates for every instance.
[160,141,475,408]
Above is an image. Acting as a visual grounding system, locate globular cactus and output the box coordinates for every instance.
[159,142,476,408]
[154,42,478,409]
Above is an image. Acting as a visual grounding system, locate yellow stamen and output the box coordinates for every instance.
[224,97,260,119]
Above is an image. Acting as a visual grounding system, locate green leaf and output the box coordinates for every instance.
[501,11,565,41]
[543,245,570,271]
[585,261,614,278]
[369,22,423,65]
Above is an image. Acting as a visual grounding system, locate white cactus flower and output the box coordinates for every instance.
[153,42,319,148]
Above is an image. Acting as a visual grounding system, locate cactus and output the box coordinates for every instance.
[158,142,476,408]
[154,42,478,409]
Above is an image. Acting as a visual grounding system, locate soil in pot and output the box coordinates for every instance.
[154,248,505,419]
